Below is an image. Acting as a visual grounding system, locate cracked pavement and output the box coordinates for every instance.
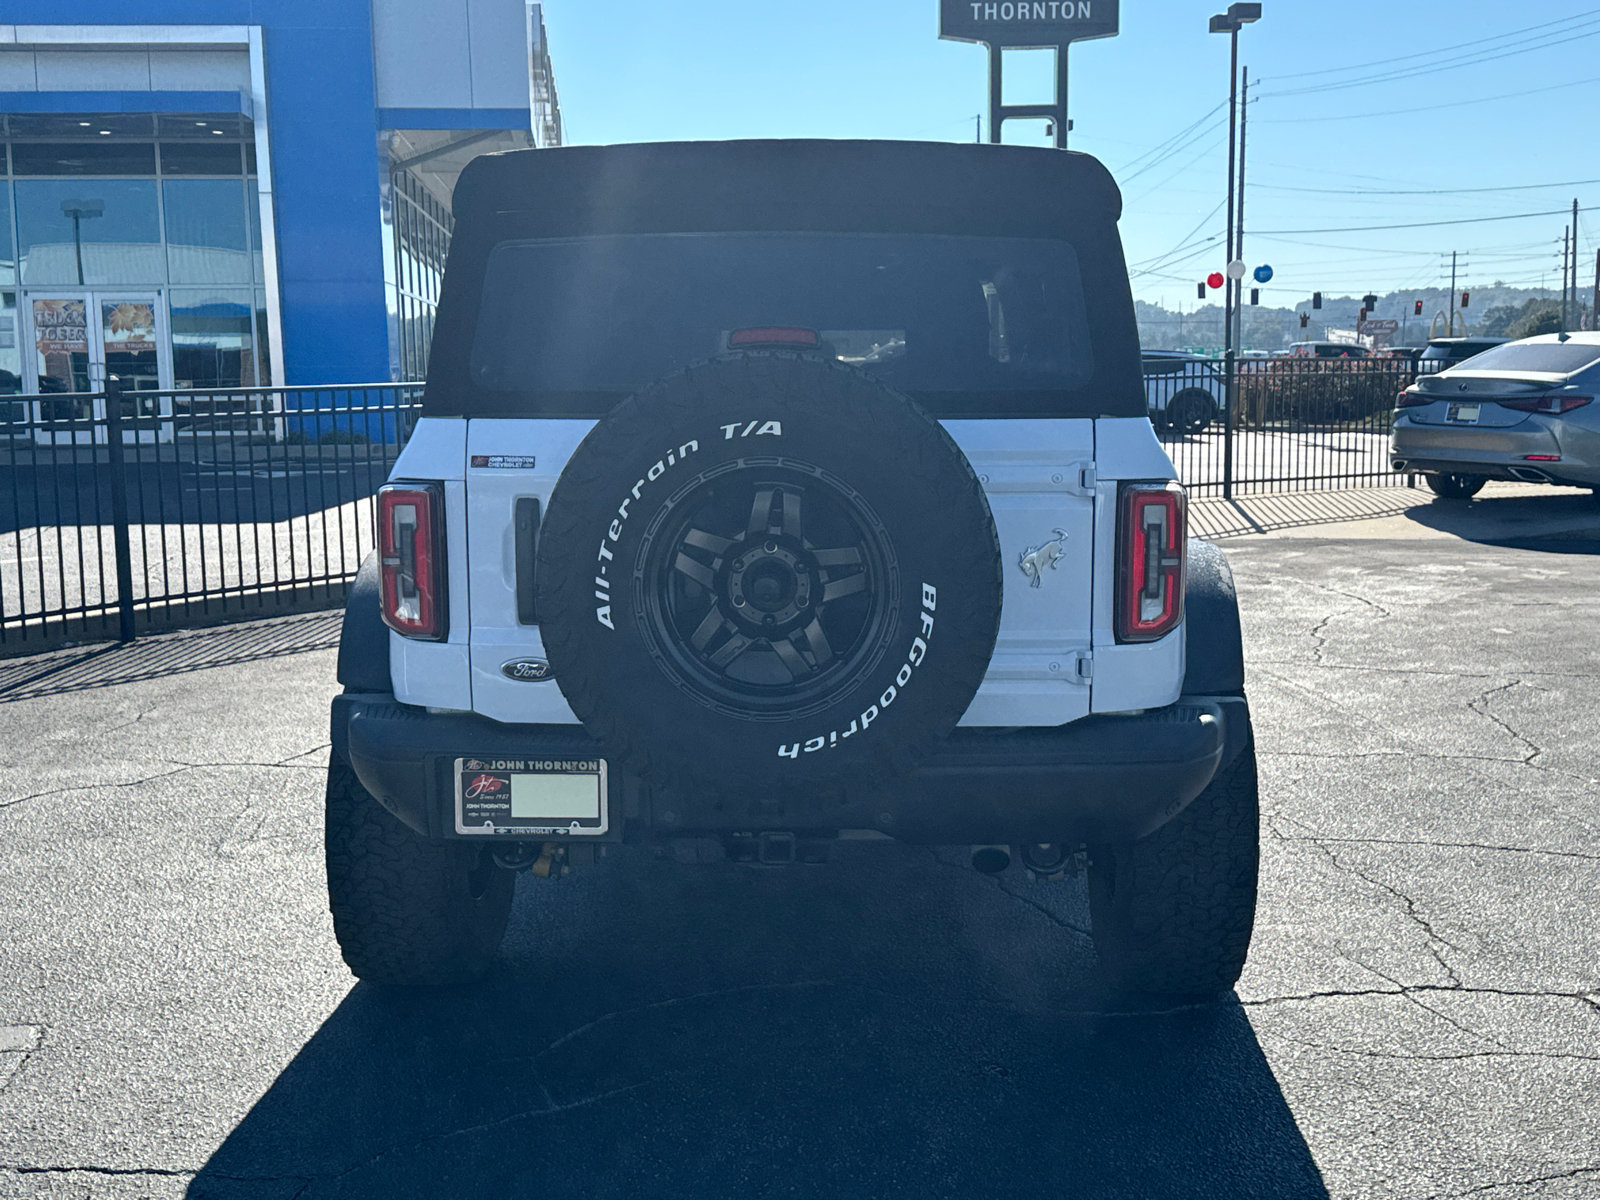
[0,535,1597,1197]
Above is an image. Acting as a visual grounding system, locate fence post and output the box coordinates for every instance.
[103,375,137,643]
[1222,349,1235,500]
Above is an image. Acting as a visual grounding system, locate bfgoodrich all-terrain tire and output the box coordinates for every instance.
[325,759,513,985]
[1088,737,1260,999]
[536,350,1002,792]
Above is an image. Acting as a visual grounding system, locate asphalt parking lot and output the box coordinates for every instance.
[1,492,1597,1199]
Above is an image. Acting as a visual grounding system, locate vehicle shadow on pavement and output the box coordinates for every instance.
[1403,489,1600,550]
[189,845,1327,1200]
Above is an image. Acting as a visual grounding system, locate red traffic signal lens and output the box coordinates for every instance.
[1207,272,1224,290]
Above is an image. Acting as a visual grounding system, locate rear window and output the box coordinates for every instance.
[1449,342,1600,374]
[468,233,1095,401]
[1141,355,1207,376]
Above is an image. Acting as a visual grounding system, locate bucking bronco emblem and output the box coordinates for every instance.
[1018,529,1068,588]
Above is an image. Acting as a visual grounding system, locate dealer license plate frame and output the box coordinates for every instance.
[453,756,609,837]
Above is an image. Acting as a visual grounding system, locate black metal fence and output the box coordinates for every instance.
[1,381,420,652]
[1,361,1430,652]
[1147,355,1423,498]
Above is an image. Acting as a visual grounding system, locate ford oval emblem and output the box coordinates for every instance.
[501,658,554,682]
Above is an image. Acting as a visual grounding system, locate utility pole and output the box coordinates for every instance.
[1561,226,1570,331]
[1449,250,1457,336]
[1234,66,1249,354]
[975,113,982,143]
[1572,198,1581,329]
[1592,248,1599,333]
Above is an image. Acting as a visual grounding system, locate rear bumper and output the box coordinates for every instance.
[332,693,1249,847]
[1391,416,1600,486]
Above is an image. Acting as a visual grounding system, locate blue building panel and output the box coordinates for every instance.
[0,1,541,389]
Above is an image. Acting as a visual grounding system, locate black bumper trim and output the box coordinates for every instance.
[333,693,1247,846]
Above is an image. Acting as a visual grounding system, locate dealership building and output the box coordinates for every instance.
[0,2,561,397]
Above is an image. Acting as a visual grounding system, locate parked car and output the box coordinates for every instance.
[1141,349,1226,434]
[1416,336,1510,375]
[1285,341,1368,359]
[1375,346,1423,363]
[1391,332,1600,498]
[327,140,1259,999]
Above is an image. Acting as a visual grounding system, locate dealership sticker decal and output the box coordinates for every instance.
[471,455,537,469]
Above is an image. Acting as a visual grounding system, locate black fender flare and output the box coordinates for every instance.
[1183,539,1244,696]
[337,553,393,695]
[1182,539,1251,773]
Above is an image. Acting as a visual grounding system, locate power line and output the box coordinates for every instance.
[1259,20,1600,98]
[1256,74,1600,125]
[1250,207,1590,236]
[1258,7,1600,82]
[1251,177,1600,198]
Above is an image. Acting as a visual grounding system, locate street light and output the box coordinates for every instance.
[60,199,104,287]
[1209,1,1261,501]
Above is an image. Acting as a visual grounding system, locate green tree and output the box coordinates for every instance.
[1510,304,1563,338]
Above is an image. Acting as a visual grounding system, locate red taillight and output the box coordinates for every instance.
[1397,389,1431,407]
[1495,394,1592,415]
[1116,482,1186,643]
[728,326,820,348]
[378,482,447,640]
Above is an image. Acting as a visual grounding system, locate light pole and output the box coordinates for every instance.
[60,199,104,287]
[1209,2,1260,501]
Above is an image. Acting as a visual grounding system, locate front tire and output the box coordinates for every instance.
[325,759,514,985]
[1425,472,1486,500]
[1088,738,1260,999]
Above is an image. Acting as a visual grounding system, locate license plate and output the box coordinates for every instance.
[454,756,608,836]
[1446,402,1480,424]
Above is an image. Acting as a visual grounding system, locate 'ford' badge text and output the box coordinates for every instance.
[501,658,554,682]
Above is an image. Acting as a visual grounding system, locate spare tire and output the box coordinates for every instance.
[537,351,1002,790]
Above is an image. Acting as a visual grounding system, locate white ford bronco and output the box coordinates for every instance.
[327,140,1258,997]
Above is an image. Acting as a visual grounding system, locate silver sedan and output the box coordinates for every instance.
[1390,332,1600,499]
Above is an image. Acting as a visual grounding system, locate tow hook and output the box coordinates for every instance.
[492,842,606,876]
[493,842,554,874]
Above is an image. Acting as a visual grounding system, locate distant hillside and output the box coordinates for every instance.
[1137,285,1589,352]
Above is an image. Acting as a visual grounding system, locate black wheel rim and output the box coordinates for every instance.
[635,460,900,718]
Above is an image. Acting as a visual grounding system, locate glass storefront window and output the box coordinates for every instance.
[255,289,272,386]
[12,142,157,176]
[0,291,22,397]
[0,187,14,285]
[15,179,163,285]
[159,142,244,176]
[164,179,251,284]
[31,297,90,393]
[247,177,264,282]
[171,288,256,388]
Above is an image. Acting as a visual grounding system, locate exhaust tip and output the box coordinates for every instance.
[970,845,1011,874]
[1391,459,1409,472]
[1509,466,1552,483]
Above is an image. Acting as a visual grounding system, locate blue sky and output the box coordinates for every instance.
[542,1,1598,309]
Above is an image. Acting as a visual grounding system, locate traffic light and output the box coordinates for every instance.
[1198,281,1206,300]
[1250,288,1259,305]
[1299,312,1310,328]
[1460,291,1469,308]
[1358,308,1367,324]
[1312,292,1322,309]
[1363,293,1378,311]
[1414,299,1424,315]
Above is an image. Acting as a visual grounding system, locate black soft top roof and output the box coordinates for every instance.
[449,139,1124,233]
[424,139,1143,418]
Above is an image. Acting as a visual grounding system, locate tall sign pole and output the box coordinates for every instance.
[941,1,1120,149]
